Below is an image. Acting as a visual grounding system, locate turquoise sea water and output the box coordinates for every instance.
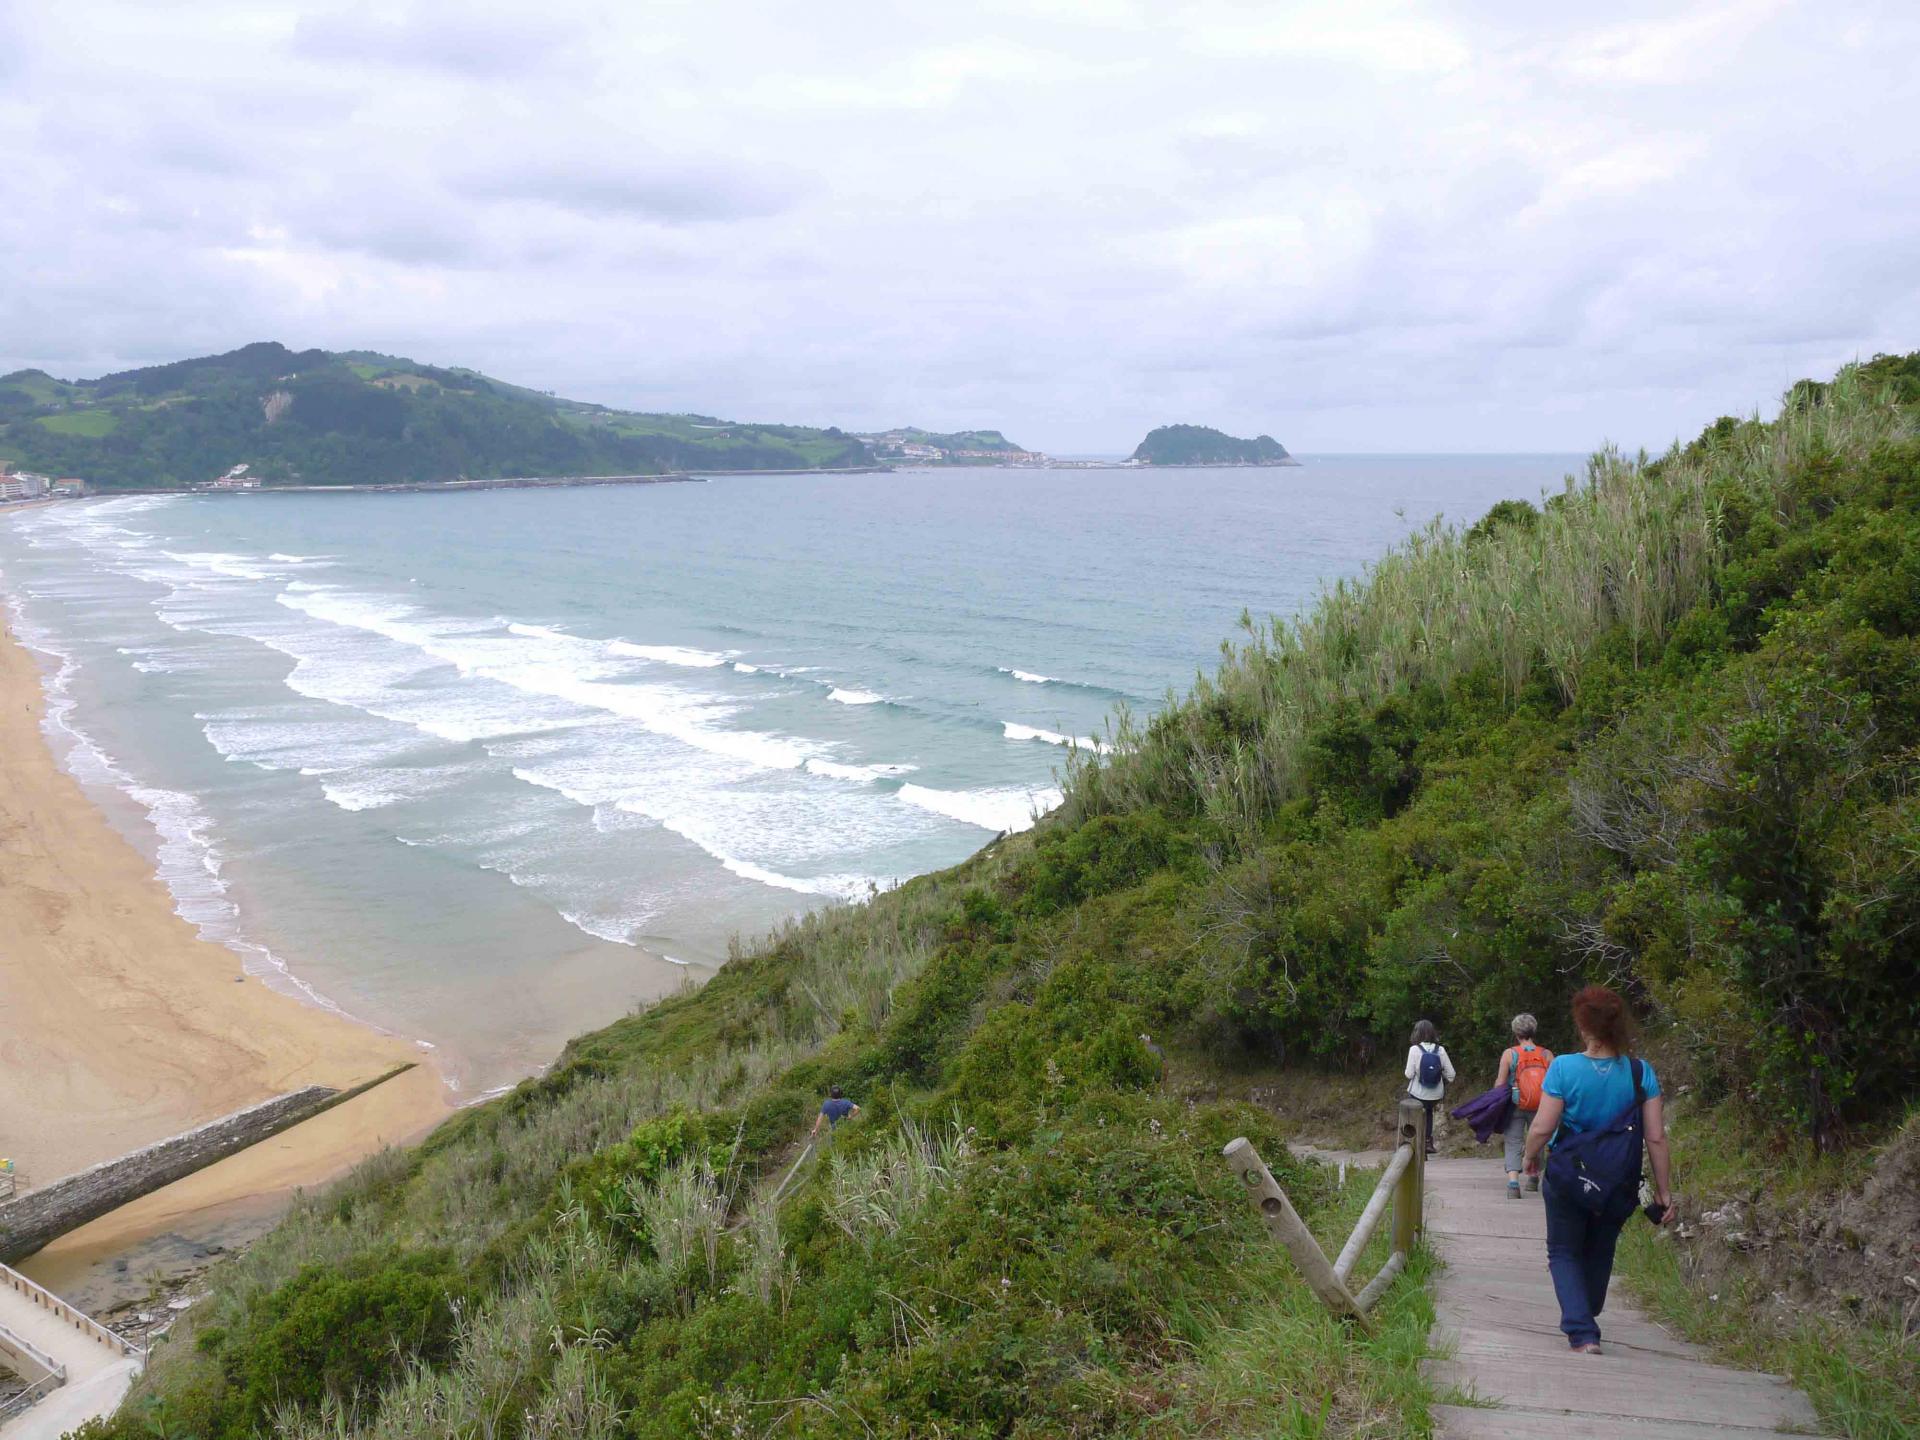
[0,458,1577,1092]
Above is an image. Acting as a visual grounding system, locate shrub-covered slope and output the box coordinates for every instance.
[87,356,1920,1438]
[0,342,875,487]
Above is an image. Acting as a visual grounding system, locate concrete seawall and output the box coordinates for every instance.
[0,1086,346,1263]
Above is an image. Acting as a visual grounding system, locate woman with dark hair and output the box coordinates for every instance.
[1523,985,1674,1354]
[1404,1018,1455,1157]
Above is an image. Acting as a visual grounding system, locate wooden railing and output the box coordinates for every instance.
[1221,1096,1428,1331]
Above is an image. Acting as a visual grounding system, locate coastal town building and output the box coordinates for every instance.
[206,463,260,490]
[0,470,51,502]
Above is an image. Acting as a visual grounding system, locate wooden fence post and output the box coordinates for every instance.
[1392,1097,1426,1257]
[1221,1138,1369,1328]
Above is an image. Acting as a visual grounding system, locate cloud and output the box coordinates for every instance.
[458,157,805,224]
[0,1,1916,453]
[289,2,580,77]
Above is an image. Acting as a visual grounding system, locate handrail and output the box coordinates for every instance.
[1331,1144,1411,1284]
[0,1369,66,1423]
[1221,1096,1430,1327]
[0,1320,64,1380]
[0,1260,144,1357]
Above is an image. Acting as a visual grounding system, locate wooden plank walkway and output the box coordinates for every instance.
[1420,1157,1831,1438]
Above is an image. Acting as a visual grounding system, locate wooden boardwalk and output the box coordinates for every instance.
[1420,1157,1831,1438]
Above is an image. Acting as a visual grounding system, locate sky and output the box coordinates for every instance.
[2,0,1916,454]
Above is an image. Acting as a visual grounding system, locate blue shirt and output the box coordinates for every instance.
[820,1098,855,1125]
[1542,1054,1660,1136]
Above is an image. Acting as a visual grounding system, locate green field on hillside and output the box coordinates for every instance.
[35,407,118,436]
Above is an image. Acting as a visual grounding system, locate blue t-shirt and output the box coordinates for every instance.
[820,1097,855,1125]
[1543,1054,1660,1136]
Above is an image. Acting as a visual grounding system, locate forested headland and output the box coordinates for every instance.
[80,355,1920,1440]
[0,343,876,488]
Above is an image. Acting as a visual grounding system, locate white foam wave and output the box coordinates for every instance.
[269,553,329,563]
[828,687,884,706]
[659,820,886,901]
[1003,721,1112,753]
[279,588,805,767]
[1001,667,1053,684]
[312,766,455,812]
[804,757,918,782]
[732,662,760,674]
[163,550,271,581]
[897,782,1061,833]
[609,640,734,668]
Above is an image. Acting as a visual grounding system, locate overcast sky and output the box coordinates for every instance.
[2,1,1915,453]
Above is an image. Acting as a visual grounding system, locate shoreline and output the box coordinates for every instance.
[81,463,895,498]
[0,605,452,1246]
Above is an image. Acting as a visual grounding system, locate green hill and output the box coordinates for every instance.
[0,342,875,488]
[84,356,1920,1440]
[1132,423,1294,466]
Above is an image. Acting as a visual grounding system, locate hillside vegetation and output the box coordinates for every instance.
[860,427,1032,462]
[1131,424,1293,466]
[0,342,875,488]
[85,356,1920,1439]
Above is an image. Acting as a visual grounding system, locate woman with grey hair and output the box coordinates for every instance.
[1494,1013,1553,1198]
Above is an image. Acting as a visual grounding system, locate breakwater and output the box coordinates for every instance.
[0,1070,409,1263]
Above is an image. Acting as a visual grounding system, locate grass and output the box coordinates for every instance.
[1615,1099,1920,1439]
[35,407,117,436]
[1139,1151,1438,1438]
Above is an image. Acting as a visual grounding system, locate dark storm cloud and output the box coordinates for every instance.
[2,1,1918,452]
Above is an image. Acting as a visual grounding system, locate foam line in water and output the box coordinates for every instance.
[608,640,735,667]
[278,588,808,768]
[1000,667,1053,683]
[897,782,1062,833]
[828,687,884,705]
[1002,721,1113,754]
[669,835,888,901]
[804,757,917,782]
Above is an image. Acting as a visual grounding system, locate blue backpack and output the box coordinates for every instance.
[1416,1043,1444,1089]
[1545,1058,1646,1222]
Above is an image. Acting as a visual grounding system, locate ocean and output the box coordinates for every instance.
[0,457,1578,1093]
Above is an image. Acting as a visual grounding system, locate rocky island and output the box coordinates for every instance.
[1131,423,1297,466]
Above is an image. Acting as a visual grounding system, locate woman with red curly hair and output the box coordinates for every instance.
[1521,985,1675,1354]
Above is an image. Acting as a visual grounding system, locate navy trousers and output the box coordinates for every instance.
[1542,1177,1625,1347]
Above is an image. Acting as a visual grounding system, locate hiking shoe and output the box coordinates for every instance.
[1572,1343,1603,1356]
[1506,1180,1522,1199]
[1526,1176,1540,1192]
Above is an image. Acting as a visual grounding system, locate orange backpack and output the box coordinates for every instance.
[1512,1044,1549,1111]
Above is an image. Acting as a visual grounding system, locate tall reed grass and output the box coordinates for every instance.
[825,1113,973,1249]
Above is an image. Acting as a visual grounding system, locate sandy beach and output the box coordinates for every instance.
[0,605,450,1237]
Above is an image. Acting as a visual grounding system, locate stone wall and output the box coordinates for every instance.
[0,1087,338,1263]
